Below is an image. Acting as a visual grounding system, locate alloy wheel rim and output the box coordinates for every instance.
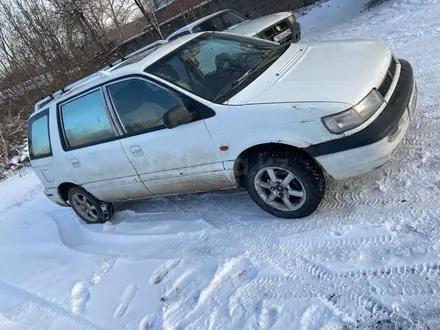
[254,166,306,212]
[72,193,99,222]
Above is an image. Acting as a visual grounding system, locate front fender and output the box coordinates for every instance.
[205,102,347,164]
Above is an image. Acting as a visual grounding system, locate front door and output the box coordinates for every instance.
[58,88,151,201]
[104,77,234,196]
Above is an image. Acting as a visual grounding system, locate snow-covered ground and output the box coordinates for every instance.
[2,0,440,329]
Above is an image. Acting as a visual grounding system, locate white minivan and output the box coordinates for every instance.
[29,32,417,223]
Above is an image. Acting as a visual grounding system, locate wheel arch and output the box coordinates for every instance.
[233,142,322,187]
[58,182,79,203]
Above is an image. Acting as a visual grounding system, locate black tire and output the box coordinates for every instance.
[67,186,114,224]
[246,153,325,219]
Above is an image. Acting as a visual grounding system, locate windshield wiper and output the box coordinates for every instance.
[248,47,283,73]
[213,45,288,103]
[213,77,244,103]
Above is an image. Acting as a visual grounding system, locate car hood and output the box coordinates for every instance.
[227,12,292,37]
[228,40,392,106]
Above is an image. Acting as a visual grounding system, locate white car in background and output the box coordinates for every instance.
[29,32,417,224]
[166,9,300,45]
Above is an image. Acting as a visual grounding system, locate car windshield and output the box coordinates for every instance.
[192,11,247,33]
[146,34,289,103]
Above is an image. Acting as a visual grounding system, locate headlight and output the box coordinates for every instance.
[288,15,296,23]
[322,89,384,134]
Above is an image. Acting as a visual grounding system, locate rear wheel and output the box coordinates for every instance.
[68,187,113,224]
[246,153,325,218]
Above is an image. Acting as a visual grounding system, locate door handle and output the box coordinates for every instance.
[129,145,143,157]
[70,158,81,168]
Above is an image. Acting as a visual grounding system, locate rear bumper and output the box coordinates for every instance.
[305,59,417,180]
[43,188,69,207]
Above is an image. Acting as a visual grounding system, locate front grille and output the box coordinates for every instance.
[378,57,397,97]
[260,20,291,44]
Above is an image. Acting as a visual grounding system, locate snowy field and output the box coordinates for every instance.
[1,0,440,329]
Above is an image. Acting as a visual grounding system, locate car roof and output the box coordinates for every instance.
[33,30,275,115]
[31,33,203,114]
[166,9,232,40]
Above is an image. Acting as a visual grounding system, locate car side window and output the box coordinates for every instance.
[29,110,51,159]
[60,89,115,148]
[107,79,186,134]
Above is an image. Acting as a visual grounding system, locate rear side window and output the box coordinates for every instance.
[60,89,115,148]
[29,110,52,159]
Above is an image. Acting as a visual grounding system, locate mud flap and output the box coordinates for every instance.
[290,21,301,43]
[100,202,114,221]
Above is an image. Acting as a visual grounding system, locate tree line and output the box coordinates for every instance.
[0,0,161,177]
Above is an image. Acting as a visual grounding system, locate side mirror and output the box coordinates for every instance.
[163,104,194,129]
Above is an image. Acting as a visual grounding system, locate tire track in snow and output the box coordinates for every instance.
[336,262,440,281]
[0,280,102,330]
[370,278,440,297]
[321,191,406,211]
[305,201,440,242]
[205,216,427,329]
[306,244,438,263]
[277,232,394,251]
[404,133,440,147]
[239,274,440,303]
[275,233,440,284]
[321,181,434,216]
[321,174,424,211]
[300,239,438,263]
[1,183,43,213]
[238,275,315,301]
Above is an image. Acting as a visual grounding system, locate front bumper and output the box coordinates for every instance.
[304,59,417,180]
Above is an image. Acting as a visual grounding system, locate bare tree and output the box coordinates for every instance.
[51,0,107,53]
[134,0,164,39]
[103,0,137,38]
[0,0,70,93]
[0,0,83,171]
[0,0,161,175]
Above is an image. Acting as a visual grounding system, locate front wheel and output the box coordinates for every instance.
[246,153,325,219]
[68,186,114,224]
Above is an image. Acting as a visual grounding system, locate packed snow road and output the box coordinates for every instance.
[2,0,440,329]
